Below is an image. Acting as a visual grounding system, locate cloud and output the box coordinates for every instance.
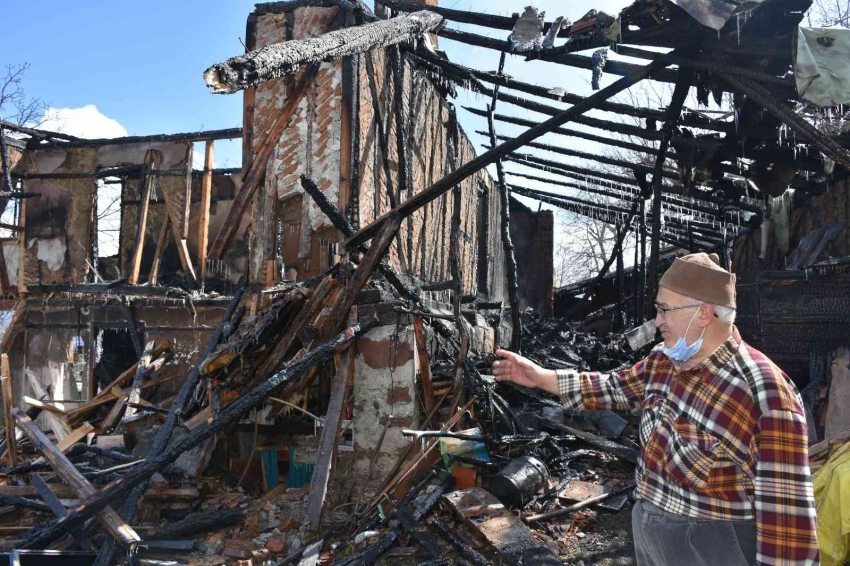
[39,104,128,139]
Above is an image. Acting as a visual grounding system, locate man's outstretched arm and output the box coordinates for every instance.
[493,349,647,411]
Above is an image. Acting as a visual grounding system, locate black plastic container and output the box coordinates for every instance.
[488,455,550,508]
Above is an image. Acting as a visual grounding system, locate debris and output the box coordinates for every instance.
[444,487,562,565]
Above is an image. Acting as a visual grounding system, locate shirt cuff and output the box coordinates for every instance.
[556,369,584,409]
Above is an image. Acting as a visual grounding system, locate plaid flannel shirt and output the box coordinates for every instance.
[557,331,819,566]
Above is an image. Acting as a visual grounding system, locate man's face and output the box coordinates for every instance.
[655,287,704,348]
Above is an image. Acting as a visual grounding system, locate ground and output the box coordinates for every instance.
[560,504,636,565]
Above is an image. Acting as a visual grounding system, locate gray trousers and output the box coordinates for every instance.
[632,499,757,566]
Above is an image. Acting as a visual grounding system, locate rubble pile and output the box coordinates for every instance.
[0,267,652,564]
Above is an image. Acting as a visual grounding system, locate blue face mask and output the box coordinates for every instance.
[662,308,705,362]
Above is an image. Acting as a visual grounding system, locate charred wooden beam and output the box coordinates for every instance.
[412,50,665,120]
[429,518,490,566]
[151,507,244,540]
[339,476,454,566]
[649,70,693,307]
[0,494,51,514]
[440,27,680,84]
[719,73,850,170]
[13,409,141,549]
[299,175,415,302]
[508,184,632,216]
[204,11,444,94]
[42,127,241,149]
[504,152,763,216]
[16,318,377,550]
[322,214,403,340]
[616,45,795,88]
[505,170,724,219]
[363,51,409,272]
[344,53,677,251]
[0,120,79,144]
[31,474,93,551]
[447,121,472,414]
[484,133,679,180]
[208,64,318,260]
[390,47,414,267]
[537,417,639,462]
[483,52,520,354]
[468,108,658,156]
[17,167,241,181]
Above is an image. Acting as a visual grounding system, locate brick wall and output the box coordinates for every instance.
[248,5,509,301]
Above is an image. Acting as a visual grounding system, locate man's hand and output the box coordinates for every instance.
[493,349,559,395]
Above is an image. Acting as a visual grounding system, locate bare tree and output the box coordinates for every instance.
[807,0,850,27]
[0,63,47,126]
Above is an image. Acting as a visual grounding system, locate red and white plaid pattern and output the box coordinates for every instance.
[557,332,819,565]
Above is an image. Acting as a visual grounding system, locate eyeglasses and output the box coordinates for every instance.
[654,303,703,318]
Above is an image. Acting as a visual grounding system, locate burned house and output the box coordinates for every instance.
[0,0,848,563]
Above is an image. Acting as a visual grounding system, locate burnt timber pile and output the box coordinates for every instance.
[0,0,849,563]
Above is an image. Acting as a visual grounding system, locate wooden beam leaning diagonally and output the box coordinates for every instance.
[149,214,170,286]
[207,63,319,261]
[125,341,155,419]
[322,213,403,341]
[306,307,357,532]
[24,368,72,441]
[343,53,678,251]
[12,409,141,549]
[198,140,214,281]
[129,150,162,285]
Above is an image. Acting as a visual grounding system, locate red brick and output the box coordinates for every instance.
[266,537,287,553]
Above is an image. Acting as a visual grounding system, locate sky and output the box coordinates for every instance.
[0,0,686,280]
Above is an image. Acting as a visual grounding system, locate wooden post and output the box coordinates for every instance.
[13,408,141,549]
[648,70,693,305]
[616,222,625,331]
[129,150,161,285]
[198,140,214,282]
[1,355,17,466]
[632,220,640,325]
[17,181,25,294]
[306,307,357,532]
[182,144,194,241]
[484,53,521,354]
[639,201,647,319]
[412,317,434,420]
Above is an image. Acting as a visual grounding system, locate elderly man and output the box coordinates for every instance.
[494,253,819,566]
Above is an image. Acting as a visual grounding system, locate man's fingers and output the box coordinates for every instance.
[495,349,519,363]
